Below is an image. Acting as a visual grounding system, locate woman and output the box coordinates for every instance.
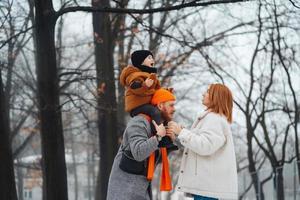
[167,83,238,200]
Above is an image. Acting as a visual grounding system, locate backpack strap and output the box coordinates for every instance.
[138,113,152,123]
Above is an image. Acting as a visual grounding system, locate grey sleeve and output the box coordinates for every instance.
[127,120,159,161]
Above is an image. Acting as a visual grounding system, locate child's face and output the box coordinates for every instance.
[142,55,155,67]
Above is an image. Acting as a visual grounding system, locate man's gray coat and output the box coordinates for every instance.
[106,115,159,200]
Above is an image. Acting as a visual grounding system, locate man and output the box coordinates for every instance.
[107,88,176,200]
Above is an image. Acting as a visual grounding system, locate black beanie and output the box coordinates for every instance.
[131,50,157,73]
[131,50,153,68]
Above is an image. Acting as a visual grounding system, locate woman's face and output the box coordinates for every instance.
[202,87,210,107]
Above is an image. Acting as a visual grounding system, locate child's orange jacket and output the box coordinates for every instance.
[120,65,161,112]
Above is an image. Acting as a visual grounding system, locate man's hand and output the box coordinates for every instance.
[166,127,176,142]
[152,120,166,137]
[145,78,154,88]
[167,121,182,136]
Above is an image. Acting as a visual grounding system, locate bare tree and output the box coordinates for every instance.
[272,1,300,182]
[0,66,18,200]
[34,1,69,199]
[92,0,127,198]
[0,1,37,199]
[194,1,299,199]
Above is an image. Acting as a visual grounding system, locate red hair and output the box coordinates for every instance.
[206,84,233,123]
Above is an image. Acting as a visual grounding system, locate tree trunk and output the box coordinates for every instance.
[92,148,96,198]
[116,16,126,138]
[246,124,264,200]
[293,121,300,183]
[0,7,19,200]
[34,1,68,200]
[71,137,78,200]
[16,163,24,200]
[92,0,118,199]
[87,145,92,200]
[0,68,18,200]
[297,158,300,183]
[274,167,285,200]
[116,0,130,139]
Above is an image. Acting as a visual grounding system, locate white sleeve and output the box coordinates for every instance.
[177,115,226,156]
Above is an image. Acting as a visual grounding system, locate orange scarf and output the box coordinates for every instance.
[140,114,172,191]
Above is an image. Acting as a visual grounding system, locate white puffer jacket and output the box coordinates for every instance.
[176,111,238,200]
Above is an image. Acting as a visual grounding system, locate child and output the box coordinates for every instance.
[120,50,176,149]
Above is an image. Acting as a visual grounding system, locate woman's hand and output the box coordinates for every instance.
[152,120,166,137]
[167,121,182,136]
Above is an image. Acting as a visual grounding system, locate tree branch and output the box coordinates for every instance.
[0,26,34,50]
[289,0,300,9]
[56,0,248,17]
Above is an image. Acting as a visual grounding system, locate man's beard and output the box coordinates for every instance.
[161,109,173,123]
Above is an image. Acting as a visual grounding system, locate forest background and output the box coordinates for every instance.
[0,0,299,200]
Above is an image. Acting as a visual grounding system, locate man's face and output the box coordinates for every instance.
[158,100,176,122]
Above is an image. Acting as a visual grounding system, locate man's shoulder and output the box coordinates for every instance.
[125,116,152,137]
[128,115,151,127]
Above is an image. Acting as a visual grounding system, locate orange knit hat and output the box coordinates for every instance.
[151,88,176,105]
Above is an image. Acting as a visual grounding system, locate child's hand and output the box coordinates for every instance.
[152,120,166,137]
[145,78,154,87]
[149,73,156,80]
